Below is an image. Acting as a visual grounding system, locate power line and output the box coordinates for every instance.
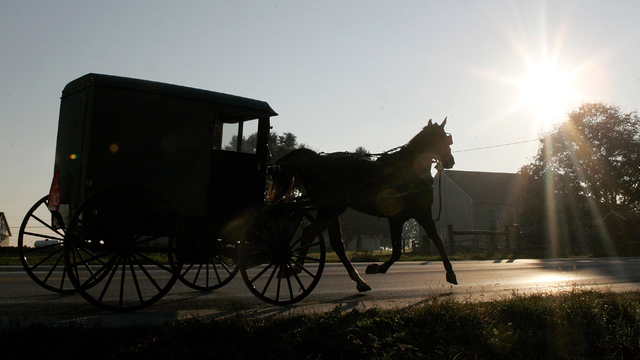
[453,138,539,153]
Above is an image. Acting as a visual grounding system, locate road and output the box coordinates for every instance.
[3,258,640,327]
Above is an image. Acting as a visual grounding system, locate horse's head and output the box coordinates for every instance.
[408,117,455,169]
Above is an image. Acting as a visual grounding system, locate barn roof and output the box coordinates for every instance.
[443,170,527,204]
[602,210,640,223]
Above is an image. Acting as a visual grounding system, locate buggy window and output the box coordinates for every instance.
[212,119,259,154]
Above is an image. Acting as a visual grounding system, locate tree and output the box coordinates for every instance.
[268,132,308,161]
[225,131,308,161]
[520,102,640,255]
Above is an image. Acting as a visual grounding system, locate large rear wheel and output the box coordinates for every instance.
[64,185,181,312]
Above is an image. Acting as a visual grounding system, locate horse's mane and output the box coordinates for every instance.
[376,122,442,166]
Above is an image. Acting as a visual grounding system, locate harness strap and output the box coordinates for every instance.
[433,162,444,222]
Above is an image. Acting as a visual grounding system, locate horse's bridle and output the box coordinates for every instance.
[432,133,451,222]
[433,161,445,222]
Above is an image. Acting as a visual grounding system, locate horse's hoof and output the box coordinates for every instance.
[446,272,458,285]
[357,283,372,292]
[366,264,380,274]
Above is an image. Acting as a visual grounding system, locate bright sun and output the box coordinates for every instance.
[518,61,573,127]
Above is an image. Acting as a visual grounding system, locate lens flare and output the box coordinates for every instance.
[542,122,618,257]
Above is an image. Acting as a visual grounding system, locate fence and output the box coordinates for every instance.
[446,224,520,255]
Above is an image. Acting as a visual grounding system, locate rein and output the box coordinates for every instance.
[434,162,444,222]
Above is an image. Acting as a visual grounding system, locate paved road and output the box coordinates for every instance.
[3,258,640,327]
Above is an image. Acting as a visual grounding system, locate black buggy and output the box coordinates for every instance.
[18,74,327,311]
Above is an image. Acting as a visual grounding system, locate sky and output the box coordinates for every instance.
[2,0,639,245]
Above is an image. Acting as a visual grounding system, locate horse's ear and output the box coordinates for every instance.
[441,117,447,128]
[428,119,433,126]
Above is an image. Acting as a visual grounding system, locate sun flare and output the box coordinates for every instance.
[518,61,573,128]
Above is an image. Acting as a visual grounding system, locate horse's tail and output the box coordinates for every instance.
[266,148,318,204]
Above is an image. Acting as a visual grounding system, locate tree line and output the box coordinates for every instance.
[519,102,640,256]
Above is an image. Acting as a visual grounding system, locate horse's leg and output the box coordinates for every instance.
[321,212,371,292]
[366,217,404,274]
[416,215,458,285]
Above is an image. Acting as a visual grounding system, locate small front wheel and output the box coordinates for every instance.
[239,204,325,306]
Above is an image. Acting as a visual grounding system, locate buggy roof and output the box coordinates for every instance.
[62,73,278,121]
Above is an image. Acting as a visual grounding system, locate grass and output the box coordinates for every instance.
[325,249,523,263]
[3,289,640,359]
[3,246,520,267]
[0,246,21,265]
[5,246,640,358]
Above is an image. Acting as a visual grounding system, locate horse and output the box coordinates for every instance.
[267,118,457,292]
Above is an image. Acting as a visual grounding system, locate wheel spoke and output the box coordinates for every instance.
[29,213,65,238]
[73,247,112,270]
[285,264,294,301]
[250,263,273,284]
[22,231,64,242]
[75,247,109,280]
[26,245,63,270]
[275,268,283,301]
[181,262,196,277]
[98,256,121,302]
[207,262,222,285]
[135,251,174,273]
[132,253,164,292]
[290,263,308,293]
[283,214,306,248]
[290,257,319,279]
[182,263,199,282]
[289,230,321,253]
[215,256,233,275]
[127,255,144,304]
[78,254,114,289]
[119,257,127,307]
[41,250,65,283]
[260,265,279,297]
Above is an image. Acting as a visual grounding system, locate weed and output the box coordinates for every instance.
[4,290,640,359]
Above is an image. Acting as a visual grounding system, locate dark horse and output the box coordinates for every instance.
[267,119,457,292]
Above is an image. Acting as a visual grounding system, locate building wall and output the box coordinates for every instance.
[431,172,524,246]
[433,174,474,243]
[472,202,522,230]
[0,215,10,247]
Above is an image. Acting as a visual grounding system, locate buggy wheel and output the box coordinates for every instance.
[239,204,325,306]
[177,239,239,291]
[64,185,182,312]
[18,195,75,294]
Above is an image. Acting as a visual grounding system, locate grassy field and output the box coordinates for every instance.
[3,289,640,359]
[2,246,520,266]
